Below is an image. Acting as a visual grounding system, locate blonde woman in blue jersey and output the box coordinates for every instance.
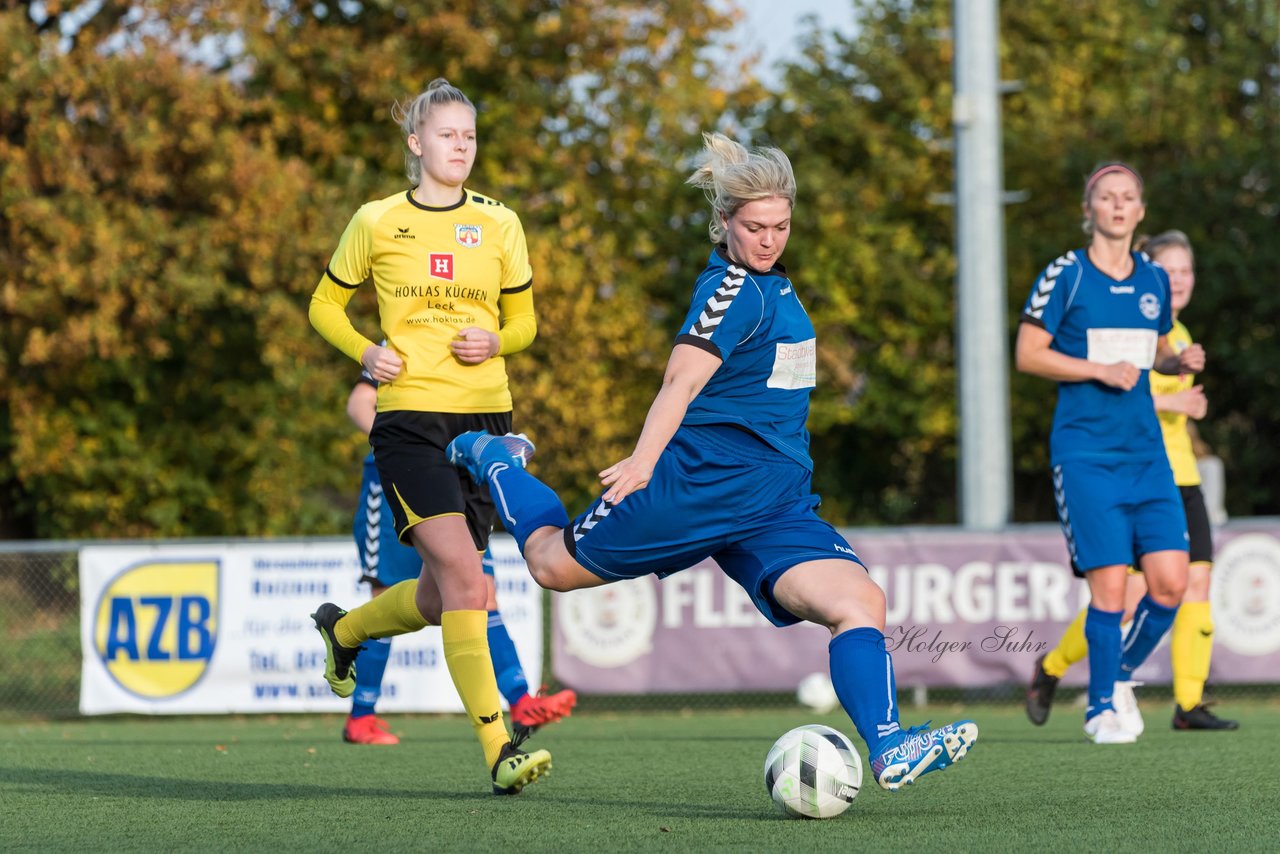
[1016,163,1205,744]
[448,132,979,794]
[1025,230,1237,732]
[307,79,551,794]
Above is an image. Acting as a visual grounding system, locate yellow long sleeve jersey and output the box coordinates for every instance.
[1149,319,1200,486]
[310,189,536,413]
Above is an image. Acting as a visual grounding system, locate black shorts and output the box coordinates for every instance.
[369,410,513,550]
[1181,484,1214,565]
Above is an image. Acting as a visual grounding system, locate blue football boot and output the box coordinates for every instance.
[446,431,536,482]
[871,720,979,791]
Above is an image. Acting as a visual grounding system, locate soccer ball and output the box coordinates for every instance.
[796,671,839,714]
[764,724,863,819]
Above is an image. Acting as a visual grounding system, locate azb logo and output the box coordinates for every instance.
[94,560,219,698]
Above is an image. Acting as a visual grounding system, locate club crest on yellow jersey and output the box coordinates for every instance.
[455,224,482,247]
[93,559,219,699]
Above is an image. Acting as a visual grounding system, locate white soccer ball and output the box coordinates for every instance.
[764,724,863,819]
[796,671,839,714]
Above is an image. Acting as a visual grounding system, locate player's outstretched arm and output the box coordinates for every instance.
[600,343,720,504]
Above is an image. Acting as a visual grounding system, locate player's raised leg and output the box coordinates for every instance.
[447,431,602,592]
[448,433,568,545]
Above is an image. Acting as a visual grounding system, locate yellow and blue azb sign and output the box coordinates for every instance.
[93,560,219,699]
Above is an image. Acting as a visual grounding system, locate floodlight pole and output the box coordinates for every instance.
[953,0,1012,530]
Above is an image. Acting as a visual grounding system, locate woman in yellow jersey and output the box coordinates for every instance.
[306,79,552,794]
[1026,229,1237,732]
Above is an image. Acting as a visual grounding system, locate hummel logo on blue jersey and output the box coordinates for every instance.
[779,285,792,296]
[1110,285,1134,294]
[689,265,746,339]
[1026,252,1075,320]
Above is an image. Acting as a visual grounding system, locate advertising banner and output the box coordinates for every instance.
[552,522,1280,693]
[79,538,540,715]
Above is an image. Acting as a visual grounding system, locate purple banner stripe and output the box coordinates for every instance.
[552,523,1280,694]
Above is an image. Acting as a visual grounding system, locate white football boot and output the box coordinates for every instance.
[1084,709,1137,744]
[1112,680,1145,737]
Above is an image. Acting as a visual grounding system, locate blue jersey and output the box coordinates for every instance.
[674,247,816,470]
[566,248,862,622]
[1022,248,1172,464]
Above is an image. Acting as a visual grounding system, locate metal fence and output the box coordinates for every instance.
[1,543,81,718]
[4,532,1277,720]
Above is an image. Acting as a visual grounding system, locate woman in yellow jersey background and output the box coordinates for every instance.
[306,78,553,794]
[1026,229,1238,732]
[1141,229,1235,730]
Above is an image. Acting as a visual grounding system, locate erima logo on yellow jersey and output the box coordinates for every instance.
[93,560,219,699]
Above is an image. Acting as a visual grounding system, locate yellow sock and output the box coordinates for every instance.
[1172,600,1213,712]
[441,609,508,768]
[1042,607,1089,678]
[334,579,430,648]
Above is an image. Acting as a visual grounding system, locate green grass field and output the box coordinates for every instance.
[4,701,1278,852]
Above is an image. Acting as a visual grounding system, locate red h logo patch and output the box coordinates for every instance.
[429,253,454,281]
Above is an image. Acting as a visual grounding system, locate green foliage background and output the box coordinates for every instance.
[1,0,1276,538]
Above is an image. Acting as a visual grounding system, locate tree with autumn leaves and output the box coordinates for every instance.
[0,0,761,538]
[1,0,1276,539]
[763,0,1278,522]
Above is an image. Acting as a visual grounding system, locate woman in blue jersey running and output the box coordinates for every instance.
[1016,162,1205,744]
[448,132,978,793]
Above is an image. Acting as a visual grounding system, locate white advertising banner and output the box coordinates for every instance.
[79,537,540,715]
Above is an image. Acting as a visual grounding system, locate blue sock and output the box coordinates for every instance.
[488,610,530,706]
[829,627,901,756]
[351,636,391,718]
[486,466,570,552]
[1084,606,1123,720]
[1120,594,1179,677]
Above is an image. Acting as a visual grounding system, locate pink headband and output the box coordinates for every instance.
[1085,164,1143,197]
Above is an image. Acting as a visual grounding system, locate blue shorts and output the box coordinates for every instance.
[567,425,864,626]
[1052,458,1189,576]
